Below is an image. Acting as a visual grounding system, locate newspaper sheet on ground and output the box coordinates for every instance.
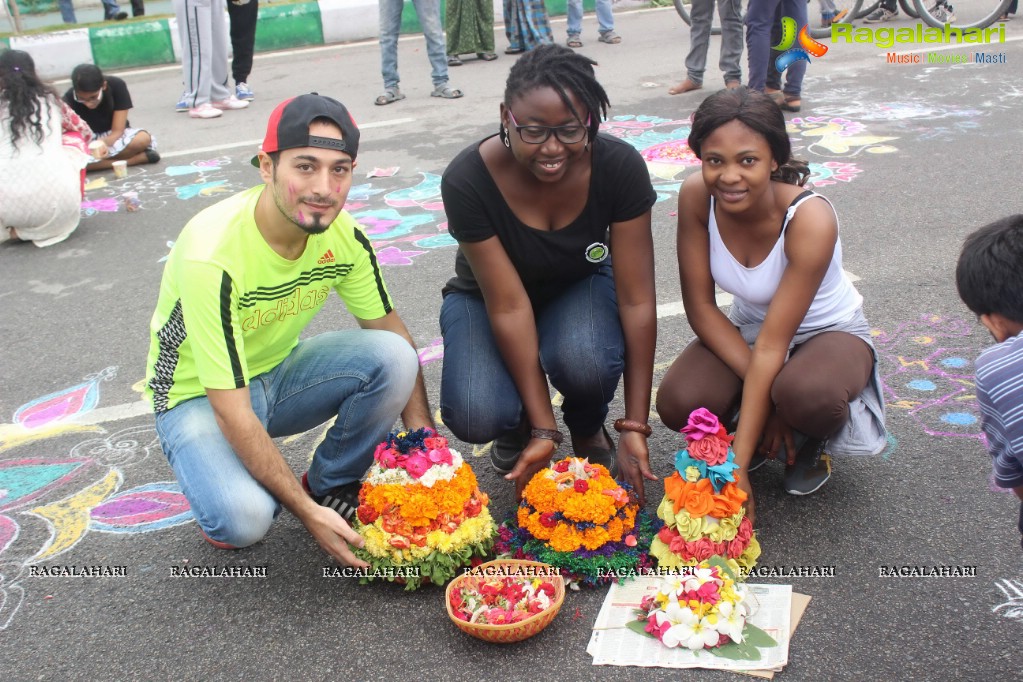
[587,578,793,672]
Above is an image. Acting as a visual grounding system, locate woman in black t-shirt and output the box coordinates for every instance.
[439,44,659,504]
[63,64,159,171]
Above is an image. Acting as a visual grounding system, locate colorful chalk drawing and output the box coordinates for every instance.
[81,157,243,215]
[0,367,117,453]
[994,579,1023,621]
[0,374,191,630]
[873,315,984,445]
[12,366,115,432]
[786,117,899,157]
[85,115,914,269]
[602,115,875,189]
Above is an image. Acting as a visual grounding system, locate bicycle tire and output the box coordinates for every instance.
[913,0,1012,29]
[674,0,746,37]
[899,0,920,17]
[808,0,866,39]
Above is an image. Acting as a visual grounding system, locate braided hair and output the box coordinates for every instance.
[688,87,810,187]
[503,43,609,141]
[0,50,60,149]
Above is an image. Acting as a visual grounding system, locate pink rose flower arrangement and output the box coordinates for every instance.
[373,428,453,479]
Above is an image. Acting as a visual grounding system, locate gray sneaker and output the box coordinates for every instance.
[864,7,898,22]
[783,439,832,495]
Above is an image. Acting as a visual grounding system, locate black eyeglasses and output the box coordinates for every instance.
[507,110,590,145]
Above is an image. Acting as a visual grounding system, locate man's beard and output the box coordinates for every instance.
[272,182,333,235]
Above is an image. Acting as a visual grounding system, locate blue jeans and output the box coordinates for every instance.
[746,0,806,97]
[58,0,124,21]
[379,0,449,89]
[566,0,614,36]
[439,266,625,443]
[684,0,743,86]
[155,330,418,548]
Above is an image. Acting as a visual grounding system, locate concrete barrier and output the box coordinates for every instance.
[9,28,91,79]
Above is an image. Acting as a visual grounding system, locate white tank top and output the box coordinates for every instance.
[708,190,862,332]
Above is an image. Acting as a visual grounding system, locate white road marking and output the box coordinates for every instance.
[159,118,415,159]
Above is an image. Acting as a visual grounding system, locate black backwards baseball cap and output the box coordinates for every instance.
[250,93,360,167]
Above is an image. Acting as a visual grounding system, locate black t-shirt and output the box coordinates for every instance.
[441,133,657,306]
[63,75,132,134]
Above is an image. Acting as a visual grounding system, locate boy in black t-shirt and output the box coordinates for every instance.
[64,64,159,171]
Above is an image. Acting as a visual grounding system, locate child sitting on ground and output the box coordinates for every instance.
[956,215,1023,550]
[63,64,159,171]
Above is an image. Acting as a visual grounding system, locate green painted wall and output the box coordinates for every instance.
[90,19,174,70]
[15,0,58,14]
[254,3,325,51]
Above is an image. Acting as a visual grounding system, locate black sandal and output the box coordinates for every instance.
[447,55,463,66]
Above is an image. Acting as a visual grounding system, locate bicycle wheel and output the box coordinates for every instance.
[674,0,746,37]
[899,0,920,17]
[913,0,1012,29]
[809,0,866,39]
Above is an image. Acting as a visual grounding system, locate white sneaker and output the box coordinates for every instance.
[189,103,223,119]
[928,2,956,22]
[211,96,250,111]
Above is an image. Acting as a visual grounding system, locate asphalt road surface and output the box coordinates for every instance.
[2,7,1022,680]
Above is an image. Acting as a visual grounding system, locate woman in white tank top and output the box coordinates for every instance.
[656,88,886,525]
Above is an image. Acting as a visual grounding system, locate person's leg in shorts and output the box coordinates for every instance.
[656,337,743,433]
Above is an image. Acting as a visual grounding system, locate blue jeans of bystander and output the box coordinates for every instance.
[379,0,450,89]
[746,0,807,96]
[566,0,614,36]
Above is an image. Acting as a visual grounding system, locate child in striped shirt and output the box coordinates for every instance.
[956,215,1023,549]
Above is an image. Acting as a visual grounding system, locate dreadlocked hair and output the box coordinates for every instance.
[504,43,609,141]
[688,86,811,187]
[0,49,60,149]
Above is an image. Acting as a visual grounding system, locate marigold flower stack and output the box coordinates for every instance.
[353,428,495,589]
[495,457,658,586]
[650,408,761,577]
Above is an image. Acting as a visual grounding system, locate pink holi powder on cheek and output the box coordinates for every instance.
[297,211,305,223]
[287,183,295,200]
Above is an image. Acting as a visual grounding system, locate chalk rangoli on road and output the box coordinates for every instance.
[78,113,907,266]
[873,315,984,445]
[0,369,190,630]
[602,114,880,187]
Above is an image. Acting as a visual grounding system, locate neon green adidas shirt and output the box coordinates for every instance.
[145,186,393,412]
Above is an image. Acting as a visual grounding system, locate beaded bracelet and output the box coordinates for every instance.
[613,418,652,437]
[530,428,564,449]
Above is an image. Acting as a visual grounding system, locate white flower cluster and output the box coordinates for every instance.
[365,449,464,488]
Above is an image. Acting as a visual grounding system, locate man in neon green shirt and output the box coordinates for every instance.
[146,94,433,566]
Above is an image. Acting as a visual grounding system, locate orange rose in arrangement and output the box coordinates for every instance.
[680,479,716,517]
[709,481,746,518]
